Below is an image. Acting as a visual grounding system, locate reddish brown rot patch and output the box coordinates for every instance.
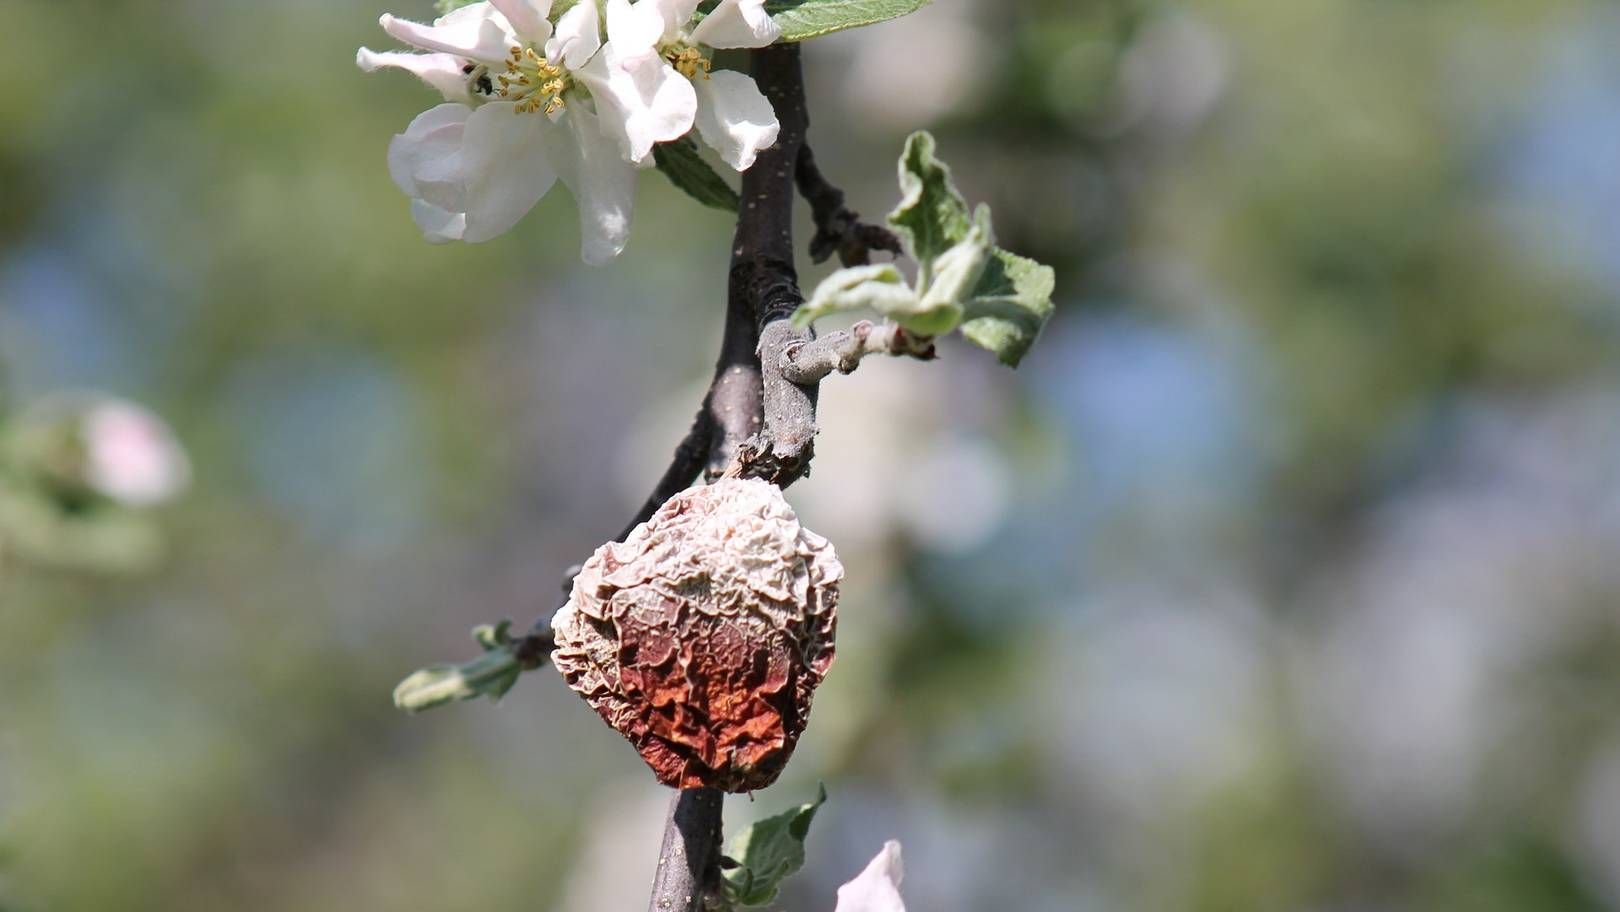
[550,478,842,792]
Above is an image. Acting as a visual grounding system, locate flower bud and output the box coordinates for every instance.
[551,478,842,792]
[79,400,190,507]
[8,395,189,508]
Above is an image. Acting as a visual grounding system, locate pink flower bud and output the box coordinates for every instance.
[80,400,189,507]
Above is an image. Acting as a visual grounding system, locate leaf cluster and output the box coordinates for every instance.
[795,132,1056,366]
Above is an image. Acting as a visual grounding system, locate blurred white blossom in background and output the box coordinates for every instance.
[79,398,191,507]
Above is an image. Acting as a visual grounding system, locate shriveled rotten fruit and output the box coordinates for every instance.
[550,477,842,792]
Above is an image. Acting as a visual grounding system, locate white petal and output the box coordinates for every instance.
[576,46,697,163]
[357,48,471,103]
[541,106,638,264]
[693,69,779,170]
[690,0,780,49]
[81,400,190,507]
[380,5,516,64]
[545,1,602,70]
[388,103,473,204]
[457,103,559,241]
[833,842,906,912]
[652,0,703,40]
[411,200,468,244]
[604,0,665,58]
[488,0,553,46]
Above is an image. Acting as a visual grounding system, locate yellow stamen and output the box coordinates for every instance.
[668,46,712,80]
[491,44,573,115]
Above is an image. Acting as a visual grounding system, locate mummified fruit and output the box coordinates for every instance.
[550,477,842,792]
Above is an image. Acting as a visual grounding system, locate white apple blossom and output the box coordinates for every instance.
[834,841,907,912]
[358,0,782,262]
[359,0,633,262]
[581,0,782,170]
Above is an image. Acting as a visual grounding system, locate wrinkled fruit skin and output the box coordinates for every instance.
[551,478,842,792]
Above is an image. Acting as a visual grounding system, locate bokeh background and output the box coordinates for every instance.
[5,0,1620,909]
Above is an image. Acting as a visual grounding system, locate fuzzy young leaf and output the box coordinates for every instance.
[394,621,523,713]
[653,137,740,213]
[888,131,973,274]
[793,136,1056,362]
[917,204,993,313]
[881,295,962,337]
[722,784,828,907]
[795,264,916,327]
[961,247,1056,367]
[764,0,936,42]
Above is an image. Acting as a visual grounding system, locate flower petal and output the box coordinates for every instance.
[457,103,559,241]
[388,103,473,205]
[541,105,638,264]
[689,0,780,49]
[693,69,779,170]
[411,199,468,244]
[652,0,704,41]
[545,0,602,70]
[380,5,516,64]
[488,0,553,47]
[80,400,190,508]
[576,45,697,163]
[833,841,906,912]
[357,48,471,103]
[604,0,665,58]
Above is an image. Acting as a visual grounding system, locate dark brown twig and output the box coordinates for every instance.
[647,787,725,912]
[729,43,819,487]
[704,258,767,481]
[796,142,903,267]
[647,42,820,912]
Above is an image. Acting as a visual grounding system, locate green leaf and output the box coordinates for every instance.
[795,264,916,327]
[653,137,740,213]
[765,0,936,42]
[796,131,1056,364]
[888,131,974,277]
[394,621,524,713]
[917,203,993,312]
[961,247,1056,367]
[721,784,828,907]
